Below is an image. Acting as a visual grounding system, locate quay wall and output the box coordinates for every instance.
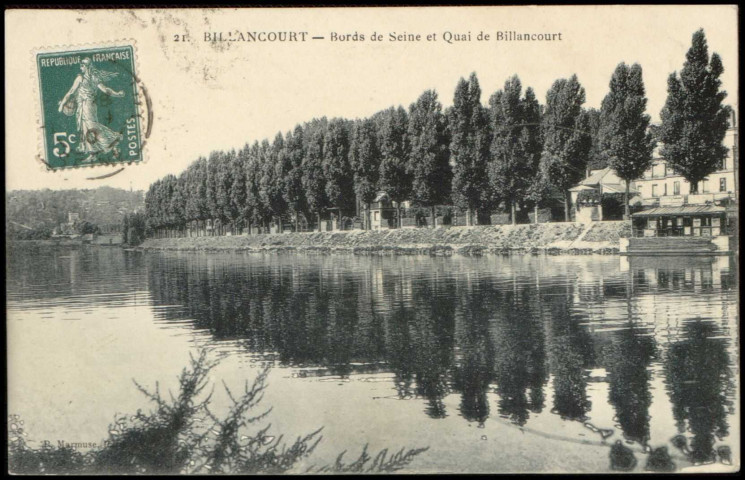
[139,221,632,256]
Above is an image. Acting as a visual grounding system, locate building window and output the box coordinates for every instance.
[662,164,667,177]
[702,180,709,193]
[652,184,658,197]
[721,156,727,170]
[664,183,668,196]
[720,178,727,192]
[673,181,680,195]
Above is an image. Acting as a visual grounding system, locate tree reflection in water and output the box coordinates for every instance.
[410,278,456,419]
[492,287,547,426]
[664,321,734,464]
[546,290,594,421]
[387,301,416,399]
[142,253,738,469]
[604,325,656,445]
[452,276,494,426]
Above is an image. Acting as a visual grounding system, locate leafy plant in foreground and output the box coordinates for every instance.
[7,349,428,475]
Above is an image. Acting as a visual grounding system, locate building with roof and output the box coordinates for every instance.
[632,112,737,208]
[570,111,738,223]
[569,167,637,222]
[369,192,397,230]
[631,205,727,237]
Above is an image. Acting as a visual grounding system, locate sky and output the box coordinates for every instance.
[5,6,739,192]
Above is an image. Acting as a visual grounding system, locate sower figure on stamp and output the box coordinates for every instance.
[58,57,125,163]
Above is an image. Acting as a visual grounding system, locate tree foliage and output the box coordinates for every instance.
[449,73,490,224]
[8,350,429,474]
[281,126,307,228]
[487,76,542,222]
[302,121,329,224]
[350,118,381,229]
[140,41,730,235]
[323,119,355,219]
[659,29,730,193]
[539,75,592,221]
[378,108,411,203]
[6,187,143,235]
[408,90,451,216]
[598,63,654,216]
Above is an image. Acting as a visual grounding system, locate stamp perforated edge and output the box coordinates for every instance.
[30,38,152,174]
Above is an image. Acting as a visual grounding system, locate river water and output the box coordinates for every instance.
[6,246,740,473]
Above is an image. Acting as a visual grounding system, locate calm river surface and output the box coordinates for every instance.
[6,246,740,473]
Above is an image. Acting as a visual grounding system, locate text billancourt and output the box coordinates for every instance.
[200,31,563,43]
[495,31,562,41]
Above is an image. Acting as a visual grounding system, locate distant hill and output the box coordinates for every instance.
[6,186,145,234]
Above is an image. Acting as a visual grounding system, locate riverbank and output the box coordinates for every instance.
[6,238,84,248]
[139,221,631,255]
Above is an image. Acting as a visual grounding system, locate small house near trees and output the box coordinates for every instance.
[369,192,397,230]
[569,168,638,222]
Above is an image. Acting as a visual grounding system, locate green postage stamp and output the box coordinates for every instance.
[36,45,144,170]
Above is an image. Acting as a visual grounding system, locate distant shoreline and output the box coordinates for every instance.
[6,239,122,248]
[136,222,630,256]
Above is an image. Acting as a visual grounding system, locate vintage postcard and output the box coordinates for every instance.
[5,6,739,474]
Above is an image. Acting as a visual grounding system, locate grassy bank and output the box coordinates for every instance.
[139,222,631,256]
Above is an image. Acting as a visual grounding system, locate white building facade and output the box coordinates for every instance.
[633,115,737,207]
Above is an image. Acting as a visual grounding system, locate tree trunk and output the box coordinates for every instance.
[534,204,539,224]
[466,209,472,227]
[295,213,299,233]
[511,201,516,225]
[431,205,436,229]
[624,181,630,219]
[564,193,571,222]
[365,205,371,230]
[396,205,402,228]
[317,213,321,232]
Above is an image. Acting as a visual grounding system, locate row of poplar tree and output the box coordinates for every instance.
[144,29,730,237]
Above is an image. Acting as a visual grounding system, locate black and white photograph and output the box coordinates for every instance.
[5,5,739,474]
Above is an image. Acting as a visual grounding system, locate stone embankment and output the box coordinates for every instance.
[139,221,631,256]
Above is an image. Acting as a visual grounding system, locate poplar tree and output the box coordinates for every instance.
[230,146,249,234]
[323,118,355,227]
[408,90,451,228]
[598,63,654,217]
[186,157,209,236]
[260,136,286,231]
[216,149,236,234]
[350,118,380,230]
[450,73,490,226]
[161,175,176,236]
[487,76,542,224]
[170,172,187,235]
[245,141,266,232]
[302,123,328,229]
[378,106,411,227]
[281,126,307,231]
[659,29,730,193]
[205,151,221,234]
[539,75,592,222]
